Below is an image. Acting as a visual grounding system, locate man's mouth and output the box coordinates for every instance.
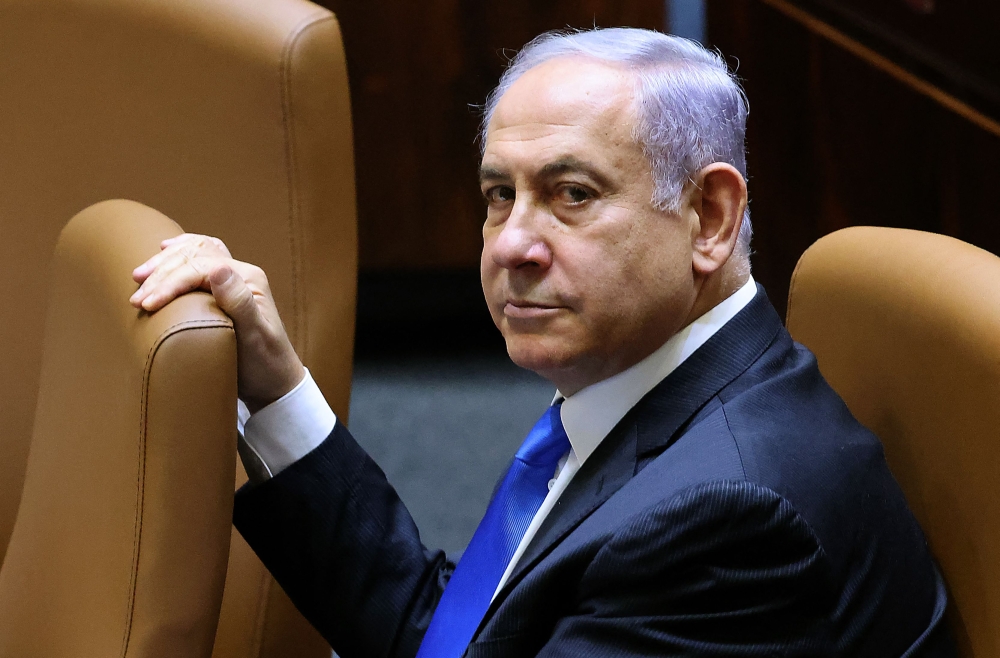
[504,300,561,319]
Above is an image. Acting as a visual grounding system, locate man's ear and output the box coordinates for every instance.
[688,163,747,276]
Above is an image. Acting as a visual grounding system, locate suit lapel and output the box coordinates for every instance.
[480,285,784,629]
[632,284,783,460]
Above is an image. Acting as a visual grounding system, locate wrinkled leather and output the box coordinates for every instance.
[786,226,1000,658]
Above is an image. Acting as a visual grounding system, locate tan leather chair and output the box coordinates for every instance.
[0,200,237,656]
[0,0,356,655]
[785,226,1000,657]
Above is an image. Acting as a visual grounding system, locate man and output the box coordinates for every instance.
[131,28,953,657]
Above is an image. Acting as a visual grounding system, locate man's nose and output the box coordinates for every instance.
[491,201,553,271]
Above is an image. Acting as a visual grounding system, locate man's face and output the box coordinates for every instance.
[480,57,700,394]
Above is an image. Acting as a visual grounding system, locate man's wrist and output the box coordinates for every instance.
[242,360,307,414]
[239,368,337,482]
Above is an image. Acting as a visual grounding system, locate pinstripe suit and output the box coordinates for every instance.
[234,287,954,658]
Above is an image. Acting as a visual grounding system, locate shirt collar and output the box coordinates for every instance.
[556,276,758,465]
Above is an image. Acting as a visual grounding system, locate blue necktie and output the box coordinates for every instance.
[415,403,570,658]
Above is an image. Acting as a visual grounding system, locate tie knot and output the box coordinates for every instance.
[515,403,570,467]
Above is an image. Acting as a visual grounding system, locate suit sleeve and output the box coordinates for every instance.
[537,480,832,657]
[233,421,450,658]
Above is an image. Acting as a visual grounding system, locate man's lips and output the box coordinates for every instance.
[503,300,563,319]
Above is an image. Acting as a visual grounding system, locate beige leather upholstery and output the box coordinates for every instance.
[0,0,356,654]
[0,201,237,657]
[785,226,1000,658]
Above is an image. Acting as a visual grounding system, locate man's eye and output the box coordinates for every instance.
[485,186,515,203]
[559,185,592,204]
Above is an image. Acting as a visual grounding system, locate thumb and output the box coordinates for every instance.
[208,265,259,329]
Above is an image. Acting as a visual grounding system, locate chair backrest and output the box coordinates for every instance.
[0,200,237,657]
[785,226,1000,657]
[0,0,356,654]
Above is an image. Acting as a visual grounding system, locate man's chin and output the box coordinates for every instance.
[503,336,575,382]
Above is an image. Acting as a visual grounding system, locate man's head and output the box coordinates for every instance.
[484,28,752,254]
[479,28,750,395]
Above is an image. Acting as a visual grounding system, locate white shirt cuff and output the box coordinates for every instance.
[237,368,337,481]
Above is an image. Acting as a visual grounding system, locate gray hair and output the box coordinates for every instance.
[481,28,752,256]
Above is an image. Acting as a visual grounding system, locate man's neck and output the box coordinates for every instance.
[685,264,751,331]
[556,274,758,465]
[550,269,754,396]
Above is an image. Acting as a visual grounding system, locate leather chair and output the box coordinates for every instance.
[785,226,1000,657]
[0,200,237,656]
[0,0,356,655]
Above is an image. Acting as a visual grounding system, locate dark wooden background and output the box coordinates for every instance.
[313,0,1000,346]
[318,0,664,272]
[708,0,1000,314]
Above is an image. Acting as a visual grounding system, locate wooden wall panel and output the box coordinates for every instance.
[805,0,1000,116]
[707,0,1000,316]
[316,0,664,270]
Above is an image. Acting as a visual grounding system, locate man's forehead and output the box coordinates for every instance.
[487,57,635,134]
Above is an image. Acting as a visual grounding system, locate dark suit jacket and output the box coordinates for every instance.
[234,286,955,658]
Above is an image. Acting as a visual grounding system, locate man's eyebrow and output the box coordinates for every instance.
[478,166,507,185]
[478,157,614,188]
[538,157,613,188]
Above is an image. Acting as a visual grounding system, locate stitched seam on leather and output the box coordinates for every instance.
[279,12,335,362]
[120,320,233,657]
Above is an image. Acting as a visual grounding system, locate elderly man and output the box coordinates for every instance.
[131,28,953,658]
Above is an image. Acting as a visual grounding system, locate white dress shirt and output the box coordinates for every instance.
[238,276,758,598]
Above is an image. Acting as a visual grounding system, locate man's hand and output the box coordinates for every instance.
[130,233,305,413]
